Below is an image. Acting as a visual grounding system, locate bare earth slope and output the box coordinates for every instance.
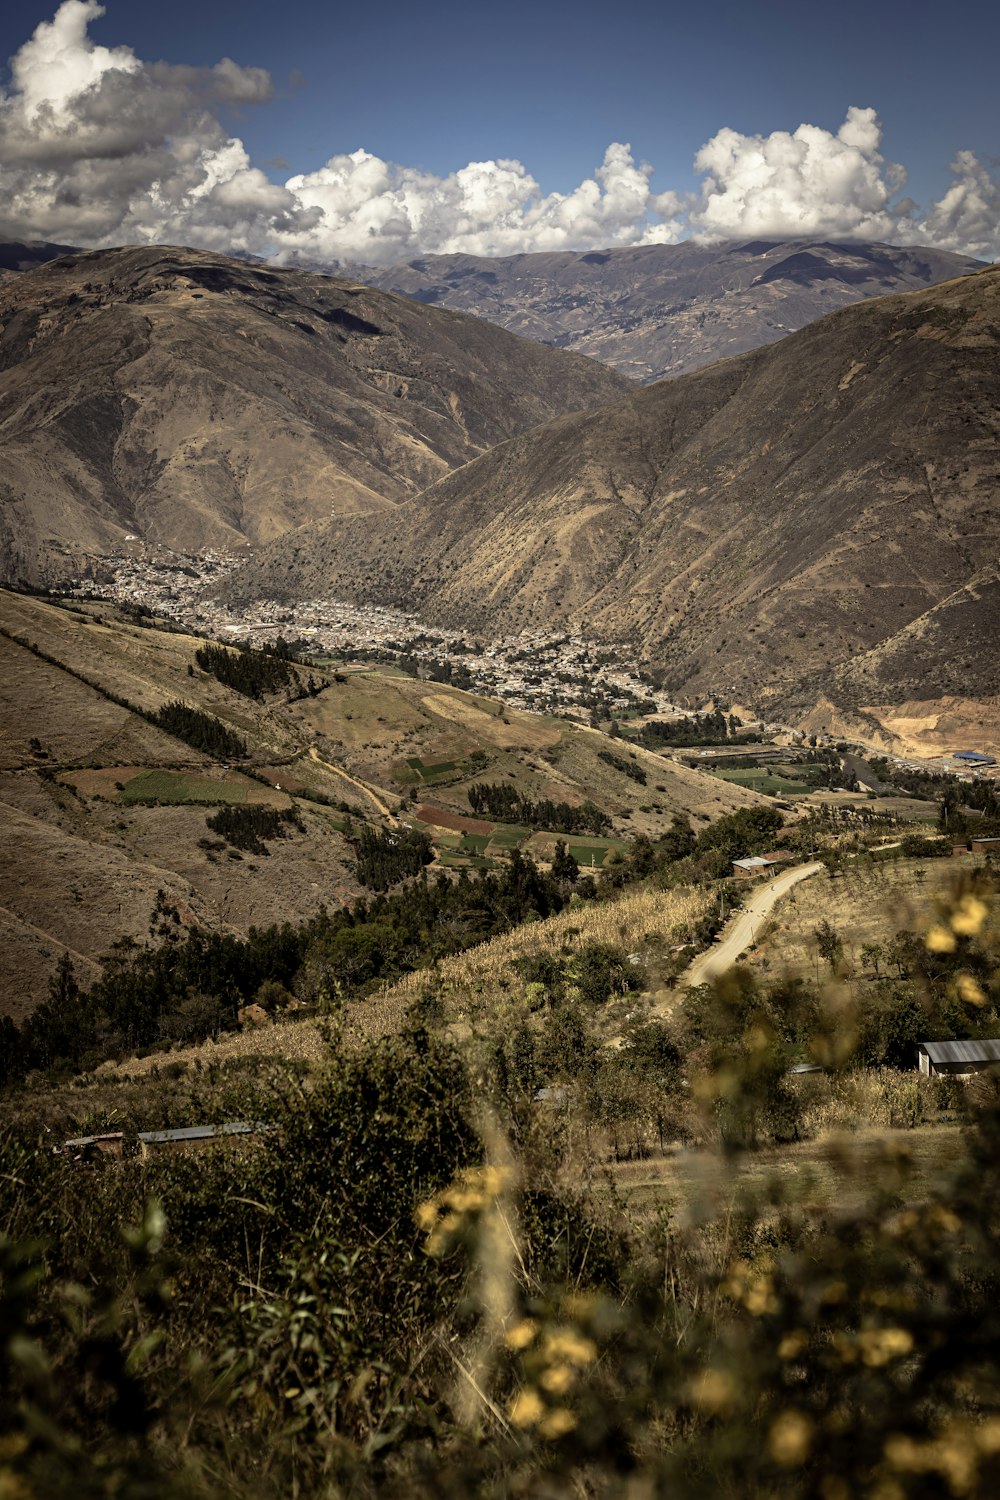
[0,246,627,587]
[363,239,984,382]
[230,266,1000,733]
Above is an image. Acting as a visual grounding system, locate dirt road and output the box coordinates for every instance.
[307,746,398,825]
[681,861,823,987]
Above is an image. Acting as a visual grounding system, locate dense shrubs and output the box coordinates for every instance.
[205,804,303,854]
[468,781,612,835]
[353,826,434,890]
[150,701,247,758]
[4,853,583,1079]
[194,641,294,699]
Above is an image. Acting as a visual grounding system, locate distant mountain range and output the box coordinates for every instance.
[1,240,997,749]
[360,239,985,381]
[227,263,1000,742]
[0,246,626,587]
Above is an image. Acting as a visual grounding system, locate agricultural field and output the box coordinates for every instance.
[64,767,291,807]
[709,765,815,796]
[0,587,774,1020]
[612,1120,966,1216]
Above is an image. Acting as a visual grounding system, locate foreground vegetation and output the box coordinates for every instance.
[3,875,1000,1499]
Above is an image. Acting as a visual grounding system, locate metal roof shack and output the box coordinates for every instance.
[136,1121,269,1158]
[57,1131,125,1161]
[917,1039,1000,1076]
[953,751,997,766]
[732,851,796,878]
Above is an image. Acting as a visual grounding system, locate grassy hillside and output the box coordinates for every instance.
[0,589,766,1016]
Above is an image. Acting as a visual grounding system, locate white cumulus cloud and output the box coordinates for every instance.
[915,151,1000,262]
[0,4,996,263]
[688,106,905,242]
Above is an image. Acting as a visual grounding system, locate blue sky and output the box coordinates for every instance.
[0,0,996,261]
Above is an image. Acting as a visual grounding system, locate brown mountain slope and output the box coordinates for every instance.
[362,239,984,381]
[0,246,627,587]
[0,588,765,1015]
[228,265,1000,724]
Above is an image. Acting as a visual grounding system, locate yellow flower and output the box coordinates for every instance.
[778,1330,808,1361]
[509,1387,545,1428]
[768,1410,812,1466]
[414,1198,439,1232]
[540,1363,575,1396]
[929,1204,962,1234]
[951,896,988,937]
[543,1329,598,1367]
[975,1418,1000,1455]
[925,924,957,954]
[858,1327,913,1367]
[538,1407,577,1440]
[956,972,986,1006]
[505,1319,538,1351]
[744,1275,778,1316]
[690,1367,736,1413]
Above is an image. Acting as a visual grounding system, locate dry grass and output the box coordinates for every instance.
[748,858,964,981]
[420,692,560,750]
[610,1122,965,1218]
[97,884,713,1080]
[364,883,714,1036]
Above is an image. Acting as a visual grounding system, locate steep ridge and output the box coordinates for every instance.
[363,239,984,381]
[0,246,627,587]
[228,265,1000,723]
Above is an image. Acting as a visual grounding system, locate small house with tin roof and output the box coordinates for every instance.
[917,1039,1000,1077]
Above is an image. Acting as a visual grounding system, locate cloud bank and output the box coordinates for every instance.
[1,3,996,263]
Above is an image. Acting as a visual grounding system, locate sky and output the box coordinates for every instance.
[0,0,996,265]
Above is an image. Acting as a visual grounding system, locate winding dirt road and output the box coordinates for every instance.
[307,745,398,825]
[681,861,823,987]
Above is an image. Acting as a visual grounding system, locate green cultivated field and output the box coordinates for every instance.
[567,841,615,867]
[711,766,814,796]
[486,824,531,849]
[439,852,493,869]
[119,770,252,805]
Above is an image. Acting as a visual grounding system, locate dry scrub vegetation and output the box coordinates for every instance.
[750,857,962,979]
[100,883,713,1079]
[357,881,713,1036]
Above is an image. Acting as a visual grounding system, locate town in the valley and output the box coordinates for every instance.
[71,545,998,792]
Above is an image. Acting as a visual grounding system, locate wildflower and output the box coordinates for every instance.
[925,924,957,954]
[951,895,988,937]
[505,1319,538,1351]
[956,971,986,1006]
[858,1327,913,1367]
[538,1407,577,1440]
[768,1409,812,1465]
[540,1363,575,1396]
[778,1330,808,1360]
[509,1387,545,1428]
[690,1367,736,1413]
[542,1329,598,1367]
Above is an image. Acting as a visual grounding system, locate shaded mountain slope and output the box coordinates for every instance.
[229,265,1000,722]
[364,239,984,381]
[0,246,627,586]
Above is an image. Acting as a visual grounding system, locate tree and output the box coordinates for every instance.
[814,919,844,972]
[551,839,580,883]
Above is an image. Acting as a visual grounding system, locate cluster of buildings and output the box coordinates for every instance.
[72,548,684,722]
